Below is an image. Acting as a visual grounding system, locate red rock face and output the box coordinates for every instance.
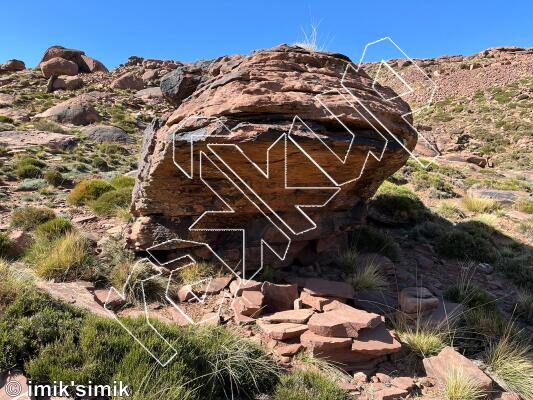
[128,45,415,271]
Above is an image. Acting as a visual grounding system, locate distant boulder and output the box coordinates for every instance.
[41,57,79,78]
[36,93,103,125]
[38,45,107,74]
[81,125,132,144]
[111,72,145,90]
[0,59,25,72]
[51,75,83,91]
[80,55,108,73]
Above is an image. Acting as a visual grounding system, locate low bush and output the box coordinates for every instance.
[495,251,533,290]
[395,323,448,358]
[463,308,506,340]
[34,218,73,241]
[14,156,46,169]
[0,234,12,258]
[484,329,533,399]
[370,181,427,224]
[461,196,500,213]
[437,203,466,220]
[442,369,486,400]
[272,369,347,400]
[0,288,280,399]
[15,164,42,179]
[99,143,129,155]
[31,119,68,134]
[25,232,94,281]
[89,187,132,217]
[444,265,497,311]
[110,175,135,189]
[514,197,533,214]
[515,289,533,324]
[518,218,532,238]
[92,156,110,171]
[11,207,55,230]
[67,179,115,206]
[350,225,401,262]
[43,169,64,186]
[436,221,500,262]
[350,261,387,291]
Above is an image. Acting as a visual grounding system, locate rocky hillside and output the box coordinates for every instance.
[0,44,532,400]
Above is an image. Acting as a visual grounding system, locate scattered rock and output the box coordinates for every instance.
[0,130,79,150]
[262,282,299,313]
[257,321,308,340]
[399,287,439,314]
[229,278,262,296]
[177,285,194,302]
[467,188,529,205]
[423,346,493,390]
[135,87,163,100]
[308,305,382,338]
[80,55,108,73]
[300,277,356,299]
[351,323,402,356]
[194,276,233,295]
[260,309,314,324]
[81,124,132,144]
[232,290,264,317]
[52,75,83,91]
[391,376,415,391]
[267,339,303,356]
[36,280,110,318]
[300,291,334,311]
[300,330,352,351]
[112,72,145,90]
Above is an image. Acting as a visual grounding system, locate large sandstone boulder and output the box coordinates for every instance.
[41,57,79,78]
[128,45,416,270]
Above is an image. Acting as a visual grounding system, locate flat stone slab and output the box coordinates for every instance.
[229,278,262,296]
[195,276,233,295]
[308,305,382,338]
[351,323,402,356]
[399,287,439,314]
[36,280,110,318]
[299,277,356,299]
[257,321,308,340]
[423,346,493,391]
[260,309,314,324]
[300,291,334,311]
[0,130,79,150]
[300,329,352,351]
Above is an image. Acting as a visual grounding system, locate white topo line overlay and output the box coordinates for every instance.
[105,38,439,377]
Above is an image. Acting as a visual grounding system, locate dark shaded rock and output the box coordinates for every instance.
[81,124,132,144]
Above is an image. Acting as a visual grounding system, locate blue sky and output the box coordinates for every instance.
[1,0,532,68]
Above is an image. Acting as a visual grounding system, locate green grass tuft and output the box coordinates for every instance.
[11,207,55,230]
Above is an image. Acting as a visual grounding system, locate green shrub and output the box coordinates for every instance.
[99,143,129,155]
[15,164,42,179]
[92,156,110,171]
[11,207,55,230]
[495,252,533,290]
[1,288,280,399]
[89,187,132,216]
[0,116,14,124]
[43,169,64,186]
[515,290,533,324]
[350,225,401,262]
[273,369,347,400]
[67,179,115,205]
[15,179,47,191]
[444,265,497,311]
[0,234,12,258]
[110,175,135,189]
[31,119,67,134]
[515,198,533,214]
[15,156,46,169]
[436,221,499,262]
[34,218,73,241]
[370,181,427,224]
[25,232,94,281]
